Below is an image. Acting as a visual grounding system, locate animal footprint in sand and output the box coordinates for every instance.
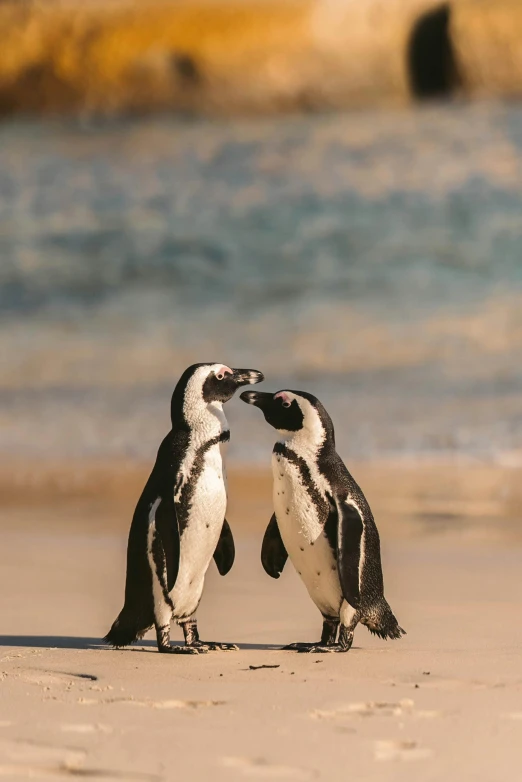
[222,756,316,779]
[0,739,85,775]
[14,669,98,690]
[311,700,414,719]
[374,740,432,762]
[311,700,443,720]
[78,696,225,710]
[61,723,113,734]
[0,739,160,780]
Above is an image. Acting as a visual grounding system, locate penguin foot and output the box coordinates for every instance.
[188,641,239,652]
[282,642,317,651]
[179,620,238,651]
[158,645,206,654]
[298,644,349,654]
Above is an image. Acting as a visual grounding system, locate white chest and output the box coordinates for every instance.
[180,443,227,552]
[170,443,227,618]
[272,452,342,617]
[272,452,324,543]
[193,443,227,505]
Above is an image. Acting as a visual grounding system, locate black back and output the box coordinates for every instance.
[245,389,386,609]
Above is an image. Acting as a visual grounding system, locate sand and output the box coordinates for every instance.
[1,464,522,781]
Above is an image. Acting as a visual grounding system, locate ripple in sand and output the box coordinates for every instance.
[79,696,225,709]
[61,723,113,734]
[374,740,432,762]
[311,699,446,721]
[222,756,317,779]
[311,700,415,719]
[0,739,160,779]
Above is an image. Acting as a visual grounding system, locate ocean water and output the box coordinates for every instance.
[1,101,522,465]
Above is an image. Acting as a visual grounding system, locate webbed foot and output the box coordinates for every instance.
[283,618,340,651]
[158,644,205,654]
[189,641,239,651]
[179,619,238,652]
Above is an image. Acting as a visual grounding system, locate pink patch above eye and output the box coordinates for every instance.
[274,392,291,405]
[216,365,233,380]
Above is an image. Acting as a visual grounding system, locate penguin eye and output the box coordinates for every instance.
[215,366,233,382]
[275,392,292,408]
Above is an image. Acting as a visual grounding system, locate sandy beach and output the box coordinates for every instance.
[1,463,522,781]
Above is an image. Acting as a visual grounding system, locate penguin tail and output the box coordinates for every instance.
[362,599,405,641]
[104,606,153,648]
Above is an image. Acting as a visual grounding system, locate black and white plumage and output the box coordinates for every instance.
[105,363,264,654]
[240,388,405,652]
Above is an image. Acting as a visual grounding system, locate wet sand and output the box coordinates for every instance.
[1,465,522,780]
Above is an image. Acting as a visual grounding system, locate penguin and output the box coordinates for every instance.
[105,363,264,654]
[240,388,405,652]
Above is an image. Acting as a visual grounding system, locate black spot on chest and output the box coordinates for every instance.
[274,443,329,524]
[176,430,229,532]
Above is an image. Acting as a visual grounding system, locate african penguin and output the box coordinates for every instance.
[105,363,264,654]
[240,388,405,652]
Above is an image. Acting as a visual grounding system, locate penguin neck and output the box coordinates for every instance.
[186,400,229,444]
[277,401,327,461]
[277,426,324,462]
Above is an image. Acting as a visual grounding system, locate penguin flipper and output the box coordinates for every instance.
[154,492,181,592]
[261,514,288,579]
[213,519,235,576]
[335,496,364,609]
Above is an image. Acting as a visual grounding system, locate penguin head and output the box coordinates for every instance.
[172,363,264,425]
[240,389,334,444]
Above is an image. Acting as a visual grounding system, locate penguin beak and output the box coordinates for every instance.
[232,368,264,387]
[239,390,273,409]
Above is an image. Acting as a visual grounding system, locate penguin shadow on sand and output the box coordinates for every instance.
[0,635,116,651]
[0,636,279,652]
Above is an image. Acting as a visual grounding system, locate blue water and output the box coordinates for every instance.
[1,101,522,464]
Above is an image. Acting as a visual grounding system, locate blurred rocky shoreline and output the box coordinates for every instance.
[0,0,521,117]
